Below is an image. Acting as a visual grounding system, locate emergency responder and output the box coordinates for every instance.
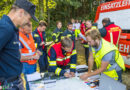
[19,22,41,90]
[61,22,75,44]
[52,21,63,43]
[48,37,77,77]
[71,18,76,31]
[83,20,97,65]
[75,20,81,40]
[80,20,86,35]
[80,29,125,82]
[0,0,38,89]
[33,20,48,72]
[99,18,122,46]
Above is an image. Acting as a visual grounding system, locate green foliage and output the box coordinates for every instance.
[0,0,98,41]
[0,0,14,18]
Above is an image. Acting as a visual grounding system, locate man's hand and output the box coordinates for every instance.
[70,72,75,77]
[80,73,89,80]
[33,54,40,60]
[64,72,71,78]
[40,41,45,46]
[36,50,42,56]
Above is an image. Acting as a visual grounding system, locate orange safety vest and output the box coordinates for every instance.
[48,42,74,66]
[19,32,37,65]
[104,24,122,45]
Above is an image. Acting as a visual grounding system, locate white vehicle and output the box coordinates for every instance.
[95,0,130,68]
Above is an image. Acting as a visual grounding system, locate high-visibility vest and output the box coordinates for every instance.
[104,24,121,46]
[48,42,76,66]
[19,32,37,65]
[92,39,125,80]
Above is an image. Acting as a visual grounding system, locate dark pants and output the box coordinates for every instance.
[39,51,48,72]
[85,47,89,65]
[117,70,122,82]
[1,77,24,90]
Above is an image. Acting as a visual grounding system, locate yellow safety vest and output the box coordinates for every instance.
[92,39,125,80]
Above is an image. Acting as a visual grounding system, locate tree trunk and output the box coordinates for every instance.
[39,0,44,20]
[47,0,50,26]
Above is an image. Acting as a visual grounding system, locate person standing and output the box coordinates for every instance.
[33,20,48,72]
[75,20,81,40]
[80,20,86,36]
[71,18,76,31]
[0,0,38,89]
[19,22,40,90]
[83,20,97,65]
[52,21,63,43]
[61,22,76,44]
[99,18,122,46]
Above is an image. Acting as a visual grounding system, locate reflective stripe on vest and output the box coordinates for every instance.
[110,29,121,46]
[56,55,71,61]
[21,52,35,56]
[19,36,31,51]
[19,36,35,56]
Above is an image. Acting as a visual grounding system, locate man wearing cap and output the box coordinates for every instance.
[0,0,38,89]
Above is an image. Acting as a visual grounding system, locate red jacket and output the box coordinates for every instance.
[80,23,86,35]
[104,23,121,45]
[48,42,77,76]
[48,42,73,66]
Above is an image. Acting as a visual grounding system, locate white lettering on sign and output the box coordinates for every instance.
[119,44,124,52]
[119,44,129,53]
[124,44,129,53]
[101,0,130,11]
[120,35,127,39]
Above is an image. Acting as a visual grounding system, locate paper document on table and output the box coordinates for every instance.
[29,82,45,90]
[26,72,42,82]
[45,77,93,90]
[76,65,88,69]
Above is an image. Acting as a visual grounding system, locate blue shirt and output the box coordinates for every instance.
[0,15,22,79]
[52,28,62,42]
[62,29,75,43]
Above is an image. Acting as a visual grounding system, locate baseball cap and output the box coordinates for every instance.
[14,0,38,22]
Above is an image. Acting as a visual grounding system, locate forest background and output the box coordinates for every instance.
[0,0,104,41]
